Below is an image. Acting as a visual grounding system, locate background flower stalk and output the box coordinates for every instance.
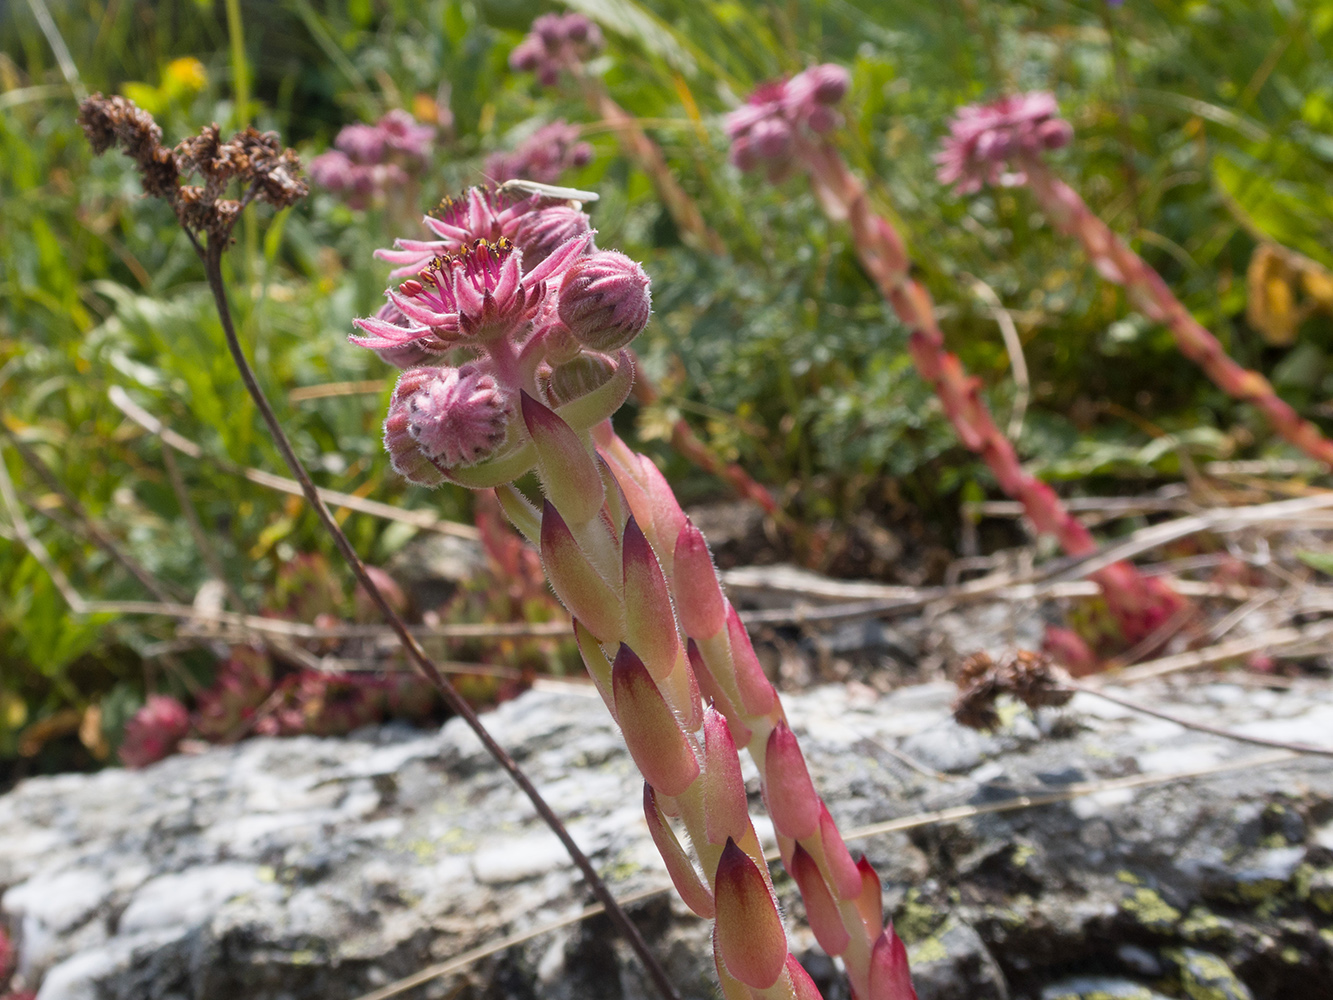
[727,69,1184,646]
[938,93,1333,472]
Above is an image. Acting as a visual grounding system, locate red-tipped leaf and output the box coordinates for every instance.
[854,856,884,938]
[540,500,623,642]
[726,605,777,716]
[790,844,851,955]
[713,838,787,989]
[622,515,681,679]
[867,926,917,1000]
[643,783,714,918]
[702,707,750,846]
[764,721,821,840]
[673,520,727,639]
[612,644,699,797]
[819,802,864,901]
[520,391,604,524]
[688,639,752,745]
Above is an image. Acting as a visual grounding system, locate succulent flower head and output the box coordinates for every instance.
[936,91,1073,194]
[509,12,605,88]
[558,250,652,351]
[727,64,850,177]
[356,187,639,488]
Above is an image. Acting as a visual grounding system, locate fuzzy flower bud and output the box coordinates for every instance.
[558,250,652,351]
[406,364,511,467]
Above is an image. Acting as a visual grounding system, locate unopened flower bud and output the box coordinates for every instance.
[806,104,839,134]
[405,364,511,469]
[511,203,593,267]
[533,13,565,45]
[810,63,850,105]
[752,117,794,161]
[558,250,651,351]
[510,37,544,72]
[564,13,591,42]
[1037,117,1074,150]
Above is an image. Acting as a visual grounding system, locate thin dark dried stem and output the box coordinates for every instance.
[193,236,680,1000]
[1064,678,1333,759]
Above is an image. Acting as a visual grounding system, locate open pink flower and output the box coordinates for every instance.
[374,186,593,279]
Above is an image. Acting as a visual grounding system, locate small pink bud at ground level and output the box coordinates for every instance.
[674,520,728,639]
[612,644,700,797]
[119,695,190,768]
[521,391,605,524]
[644,783,715,918]
[726,606,777,716]
[702,707,751,846]
[790,844,851,955]
[854,856,884,938]
[558,250,652,352]
[764,721,821,840]
[688,638,753,745]
[622,515,682,679]
[867,928,918,1000]
[818,802,864,900]
[714,838,788,989]
[540,500,623,642]
[1042,625,1098,676]
[786,954,826,1000]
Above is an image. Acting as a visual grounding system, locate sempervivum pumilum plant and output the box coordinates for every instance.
[939,91,1333,472]
[356,188,917,1000]
[726,66,1185,648]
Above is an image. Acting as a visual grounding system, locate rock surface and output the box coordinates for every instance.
[2,676,1331,1000]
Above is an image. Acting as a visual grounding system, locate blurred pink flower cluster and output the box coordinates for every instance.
[935,92,1072,194]
[509,12,604,87]
[725,64,849,178]
[485,119,593,184]
[118,694,191,768]
[308,109,436,208]
[353,186,649,487]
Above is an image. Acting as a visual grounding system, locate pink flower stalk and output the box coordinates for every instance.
[730,70,1183,645]
[118,694,191,768]
[486,119,593,185]
[309,109,436,208]
[938,92,1333,472]
[356,187,914,1000]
